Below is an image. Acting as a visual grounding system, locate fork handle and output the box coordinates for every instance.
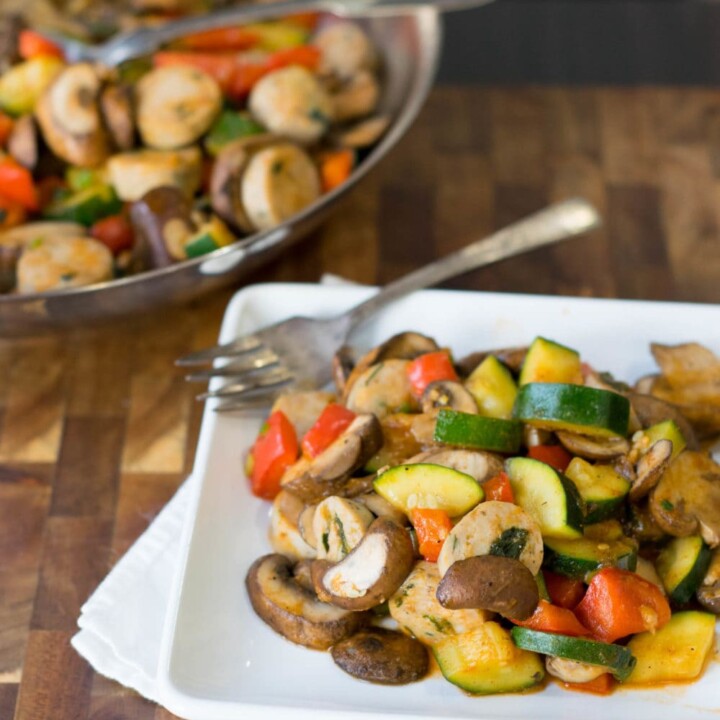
[343,197,601,330]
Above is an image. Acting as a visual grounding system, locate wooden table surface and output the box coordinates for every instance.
[2,84,720,719]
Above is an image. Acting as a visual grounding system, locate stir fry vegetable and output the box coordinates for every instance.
[0,13,389,294]
[244,332,720,695]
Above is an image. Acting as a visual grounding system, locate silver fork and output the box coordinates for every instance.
[39,0,491,68]
[177,198,601,411]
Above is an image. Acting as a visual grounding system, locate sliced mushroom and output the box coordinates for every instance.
[623,500,667,544]
[629,438,673,501]
[406,448,503,484]
[331,628,428,685]
[345,359,416,418]
[629,392,699,450]
[35,63,110,168]
[7,115,39,170]
[545,657,606,684]
[269,492,316,561]
[129,185,197,266]
[649,450,720,547]
[389,561,490,644]
[331,70,379,123]
[108,147,202,202]
[556,430,630,461]
[209,134,279,233]
[421,380,478,414]
[436,555,539,620]
[136,65,221,149]
[271,390,337,438]
[283,414,383,503]
[697,548,720,613]
[100,83,135,151]
[293,558,317,593]
[355,492,409,526]
[437,501,544,577]
[455,346,528,378]
[298,503,319,548]
[312,496,374,562]
[241,142,321,231]
[249,65,333,144]
[245,554,365,649]
[314,518,415,611]
[336,115,390,149]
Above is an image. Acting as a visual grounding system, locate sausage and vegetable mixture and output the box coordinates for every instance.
[0,13,386,293]
[244,333,720,695]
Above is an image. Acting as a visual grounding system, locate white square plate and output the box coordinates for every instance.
[158,283,720,720]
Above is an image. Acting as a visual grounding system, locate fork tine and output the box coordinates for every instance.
[197,367,294,401]
[176,334,263,366]
[184,350,279,382]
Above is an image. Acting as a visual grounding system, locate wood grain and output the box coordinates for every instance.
[4,85,720,719]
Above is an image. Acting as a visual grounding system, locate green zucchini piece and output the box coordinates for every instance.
[434,623,545,694]
[505,457,584,539]
[519,337,582,386]
[43,184,123,227]
[513,383,630,438]
[626,611,716,685]
[641,419,686,461]
[434,409,522,453]
[564,457,631,523]
[184,217,235,258]
[543,535,638,580]
[655,535,711,604]
[373,463,483,517]
[204,110,264,156]
[510,627,636,682]
[464,355,518,419]
[535,571,551,601]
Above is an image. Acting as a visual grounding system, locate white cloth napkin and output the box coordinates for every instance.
[71,478,195,704]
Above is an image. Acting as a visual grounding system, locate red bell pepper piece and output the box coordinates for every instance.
[91,214,135,255]
[266,45,321,72]
[250,411,298,500]
[543,570,585,609]
[0,159,38,211]
[319,149,355,193]
[512,599,590,637]
[301,403,356,458]
[410,508,453,562]
[178,27,260,51]
[482,471,515,503]
[574,567,671,643]
[18,30,64,60]
[406,351,458,397]
[527,444,572,472]
[562,673,614,695]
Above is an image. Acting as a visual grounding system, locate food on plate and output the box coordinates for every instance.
[244,333,720,694]
[0,14,387,294]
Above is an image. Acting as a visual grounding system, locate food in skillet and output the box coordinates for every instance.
[0,14,387,293]
[244,333,719,694]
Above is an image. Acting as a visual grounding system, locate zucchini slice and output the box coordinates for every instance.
[464,355,518,419]
[641,419,687,461]
[625,611,716,685]
[564,457,631,523]
[505,457,584,539]
[543,535,638,580]
[434,622,545,694]
[434,409,522,453]
[513,383,630,439]
[43,184,123,226]
[373,463,483,517]
[656,535,711,604]
[518,337,583,386]
[511,627,636,682]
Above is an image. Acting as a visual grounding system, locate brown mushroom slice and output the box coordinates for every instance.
[650,342,720,386]
[436,555,539,620]
[7,115,39,170]
[332,70,379,123]
[297,503,319,548]
[355,492,409,526]
[331,628,428,685]
[629,438,673,501]
[545,657,606,684]
[293,558,317,593]
[283,414,383,503]
[697,549,720,614]
[129,186,197,267]
[312,496,374,562]
[649,450,720,546]
[136,65,221,149]
[246,554,365,650]
[623,500,667,544]
[345,359,416,418]
[556,430,630,461]
[36,63,110,168]
[342,332,439,400]
[209,134,280,233]
[406,448,503,485]
[100,83,135,151]
[628,392,699,450]
[337,115,390,149]
[455,346,528,378]
[269,493,316,561]
[421,380,478,414]
[315,518,415,611]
